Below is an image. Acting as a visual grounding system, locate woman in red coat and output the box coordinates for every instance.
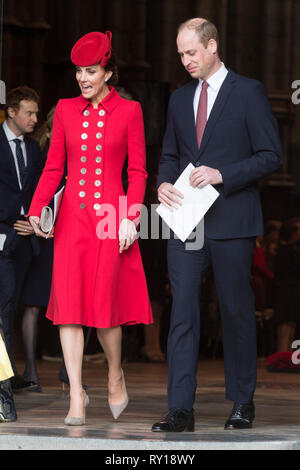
[28,31,153,425]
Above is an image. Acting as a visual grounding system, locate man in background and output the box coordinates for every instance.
[0,86,42,397]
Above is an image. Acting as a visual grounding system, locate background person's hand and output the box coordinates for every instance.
[13,219,35,237]
[119,218,137,253]
[157,182,184,210]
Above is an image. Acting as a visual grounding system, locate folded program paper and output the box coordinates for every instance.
[156,163,219,242]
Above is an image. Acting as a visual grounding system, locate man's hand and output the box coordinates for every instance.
[190,166,222,188]
[28,216,54,238]
[157,182,184,210]
[13,220,35,237]
[119,218,137,253]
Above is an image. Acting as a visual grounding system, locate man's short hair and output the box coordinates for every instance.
[5,86,40,119]
[178,18,220,50]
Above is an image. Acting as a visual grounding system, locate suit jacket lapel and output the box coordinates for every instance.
[198,70,237,157]
[0,125,20,189]
[182,80,199,157]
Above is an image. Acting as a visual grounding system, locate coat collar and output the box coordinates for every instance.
[77,86,121,115]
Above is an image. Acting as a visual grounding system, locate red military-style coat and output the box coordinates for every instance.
[28,87,153,328]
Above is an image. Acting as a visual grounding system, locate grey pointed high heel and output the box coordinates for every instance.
[108,369,129,420]
[64,390,89,426]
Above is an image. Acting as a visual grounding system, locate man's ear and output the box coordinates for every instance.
[207,39,218,55]
[7,106,16,119]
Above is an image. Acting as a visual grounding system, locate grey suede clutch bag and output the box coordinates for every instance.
[39,206,53,234]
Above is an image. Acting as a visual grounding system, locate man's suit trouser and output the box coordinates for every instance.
[0,236,33,372]
[167,236,257,411]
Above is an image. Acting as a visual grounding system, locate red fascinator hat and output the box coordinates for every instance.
[71,31,112,67]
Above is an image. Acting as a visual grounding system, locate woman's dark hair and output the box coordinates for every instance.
[104,49,119,86]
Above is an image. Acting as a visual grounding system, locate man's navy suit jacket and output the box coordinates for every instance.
[0,124,42,251]
[157,70,283,239]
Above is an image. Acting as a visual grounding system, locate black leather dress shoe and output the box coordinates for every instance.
[0,381,17,423]
[224,402,255,430]
[152,408,194,432]
[11,375,39,392]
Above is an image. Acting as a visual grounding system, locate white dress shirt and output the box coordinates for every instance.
[193,63,229,122]
[2,120,28,214]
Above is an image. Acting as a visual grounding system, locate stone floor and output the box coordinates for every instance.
[0,358,299,450]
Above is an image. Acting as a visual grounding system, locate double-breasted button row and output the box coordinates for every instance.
[81,132,103,140]
[79,191,101,198]
[79,108,105,210]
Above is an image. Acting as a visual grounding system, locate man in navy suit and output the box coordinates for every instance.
[152,18,282,432]
[0,86,42,399]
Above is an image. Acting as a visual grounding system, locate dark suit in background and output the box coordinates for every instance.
[0,124,42,369]
[157,70,282,411]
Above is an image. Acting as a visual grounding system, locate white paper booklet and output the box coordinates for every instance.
[156,163,219,242]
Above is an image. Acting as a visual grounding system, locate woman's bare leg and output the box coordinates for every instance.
[96,326,127,404]
[59,325,85,417]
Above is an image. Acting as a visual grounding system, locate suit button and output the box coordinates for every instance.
[81,168,87,174]
[83,110,90,117]
[80,203,86,209]
[96,145,102,151]
[95,157,102,163]
[79,191,85,197]
[96,133,102,139]
[94,192,101,198]
[81,156,87,162]
[79,179,85,186]
[95,168,102,175]
[98,121,104,128]
[95,180,101,186]
[99,110,105,116]
[83,122,89,128]
[94,203,100,210]
[81,145,87,151]
[81,133,88,140]
[195,161,201,167]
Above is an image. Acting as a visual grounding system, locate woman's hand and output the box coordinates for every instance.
[119,218,137,253]
[28,216,54,238]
